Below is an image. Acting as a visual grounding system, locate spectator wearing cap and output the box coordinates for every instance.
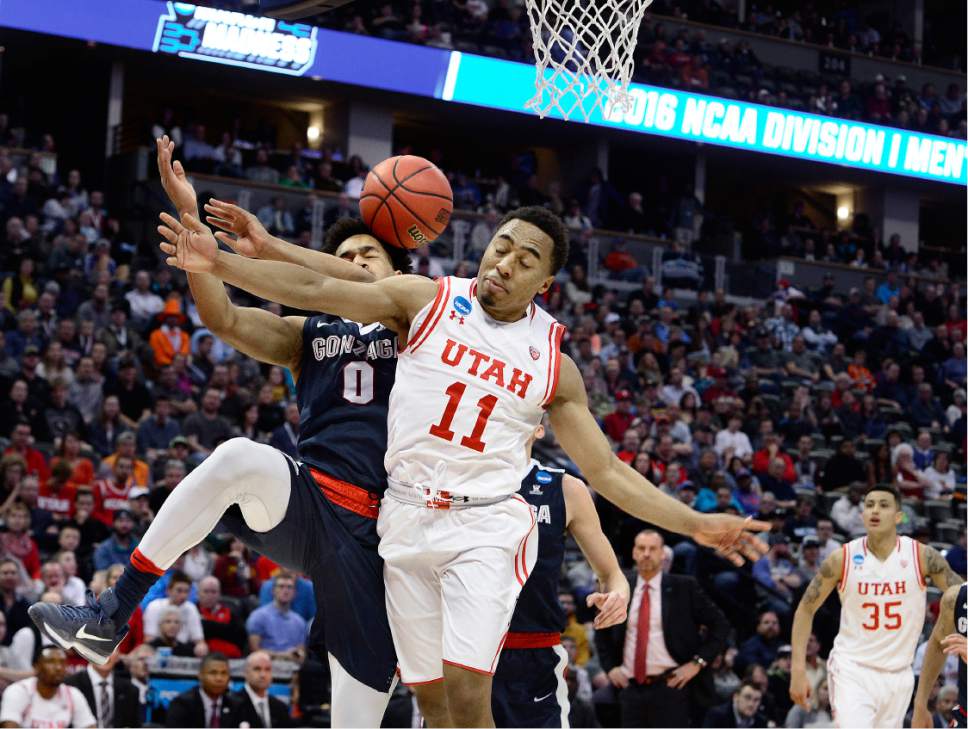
[102,432,150,488]
[127,486,152,536]
[819,439,866,491]
[797,537,822,581]
[731,468,761,515]
[603,390,635,442]
[92,508,138,571]
[18,345,51,409]
[137,396,181,464]
[596,530,729,727]
[752,534,803,620]
[715,415,753,461]
[97,300,141,357]
[830,482,866,538]
[148,299,190,368]
[42,379,86,446]
[104,358,153,431]
[735,610,783,676]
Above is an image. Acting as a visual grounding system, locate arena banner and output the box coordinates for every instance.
[1,0,964,186]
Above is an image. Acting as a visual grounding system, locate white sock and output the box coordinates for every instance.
[328,652,396,728]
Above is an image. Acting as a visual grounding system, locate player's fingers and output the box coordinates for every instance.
[165,255,178,267]
[181,211,204,232]
[157,225,178,243]
[159,242,176,256]
[743,518,772,533]
[173,159,186,179]
[214,231,238,248]
[586,592,605,608]
[159,211,183,231]
[206,215,233,232]
[717,546,744,567]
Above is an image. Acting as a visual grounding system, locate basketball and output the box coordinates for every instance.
[359,155,453,249]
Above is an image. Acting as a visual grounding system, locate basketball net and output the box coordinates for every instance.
[524,0,653,122]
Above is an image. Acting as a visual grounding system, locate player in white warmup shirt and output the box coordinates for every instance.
[790,483,961,727]
[158,204,769,727]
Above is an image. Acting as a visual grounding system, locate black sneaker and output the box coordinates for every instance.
[29,588,128,665]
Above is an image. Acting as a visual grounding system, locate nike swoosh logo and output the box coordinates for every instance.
[316,321,327,328]
[533,692,553,703]
[76,625,112,642]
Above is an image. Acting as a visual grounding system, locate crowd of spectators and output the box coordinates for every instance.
[0,105,965,727]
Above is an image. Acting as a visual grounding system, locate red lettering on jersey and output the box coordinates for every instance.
[894,581,906,595]
[442,339,467,366]
[881,583,894,596]
[859,583,869,595]
[467,348,491,376]
[480,359,506,388]
[508,368,533,399]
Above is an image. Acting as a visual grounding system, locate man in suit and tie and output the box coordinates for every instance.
[66,650,142,728]
[595,529,730,727]
[233,651,292,728]
[165,652,242,728]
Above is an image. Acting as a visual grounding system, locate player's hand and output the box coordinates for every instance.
[666,661,700,689]
[942,633,967,662]
[789,669,811,710]
[587,589,628,629]
[911,704,933,728]
[204,198,271,258]
[159,211,219,273]
[607,666,629,689]
[156,136,198,215]
[692,514,770,566]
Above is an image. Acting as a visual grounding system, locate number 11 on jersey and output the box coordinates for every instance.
[429,382,497,453]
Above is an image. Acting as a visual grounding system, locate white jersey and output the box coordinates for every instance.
[386,276,566,498]
[0,678,95,729]
[831,535,926,672]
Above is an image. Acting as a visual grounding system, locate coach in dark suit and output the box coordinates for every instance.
[595,529,730,727]
[233,651,291,728]
[165,653,243,728]
[66,653,142,728]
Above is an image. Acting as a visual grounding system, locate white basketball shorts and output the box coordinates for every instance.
[376,493,538,685]
[827,652,915,728]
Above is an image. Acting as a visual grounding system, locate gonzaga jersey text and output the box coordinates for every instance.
[298,315,397,493]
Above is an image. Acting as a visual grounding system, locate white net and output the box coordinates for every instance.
[524,0,654,122]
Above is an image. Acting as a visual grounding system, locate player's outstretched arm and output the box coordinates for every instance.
[563,475,629,629]
[203,199,377,282]
[912,583,960,728]
[548,355,769,566]
[158,211,435,336]
[921,543,962,591]
[789,548,842,710]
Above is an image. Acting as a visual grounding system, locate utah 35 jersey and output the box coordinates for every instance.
[386,277,566,498]
[298,314,397,494]
[956,583,967,725]
[832,536,926,672]
[511,461,568,635]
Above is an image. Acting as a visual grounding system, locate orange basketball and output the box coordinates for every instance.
[359,155,453,249]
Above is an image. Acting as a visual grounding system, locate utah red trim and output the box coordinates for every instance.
[309,468,379,520]
[541,323,565,407]
[512,495,536,586]
[404,277,450,354]
[837,544,849,592]
[912,539,926,588]
[131,548,164,576]
[504,632,561,649]
[489,631,509,672]
[442,659,494,676]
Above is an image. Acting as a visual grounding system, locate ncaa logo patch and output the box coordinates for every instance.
[453,296,472,316]
[852,554,865,566]
[535,471,553,485]
[530,346,541,360]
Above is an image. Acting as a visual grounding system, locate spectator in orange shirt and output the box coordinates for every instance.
[101,432,150,487]
[752,433,797,482]
[846,349,875,391]
[148,298,190,367]
[50,432,94,487]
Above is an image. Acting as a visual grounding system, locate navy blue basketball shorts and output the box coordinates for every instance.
[219,457,397,693]
[492,644,571,728]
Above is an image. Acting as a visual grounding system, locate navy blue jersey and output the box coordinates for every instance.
[511,461,568,634]
[296,315,396,494]
[957,583,967,722]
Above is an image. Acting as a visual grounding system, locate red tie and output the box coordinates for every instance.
[634,583,650,684]
[210,699,221,728]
